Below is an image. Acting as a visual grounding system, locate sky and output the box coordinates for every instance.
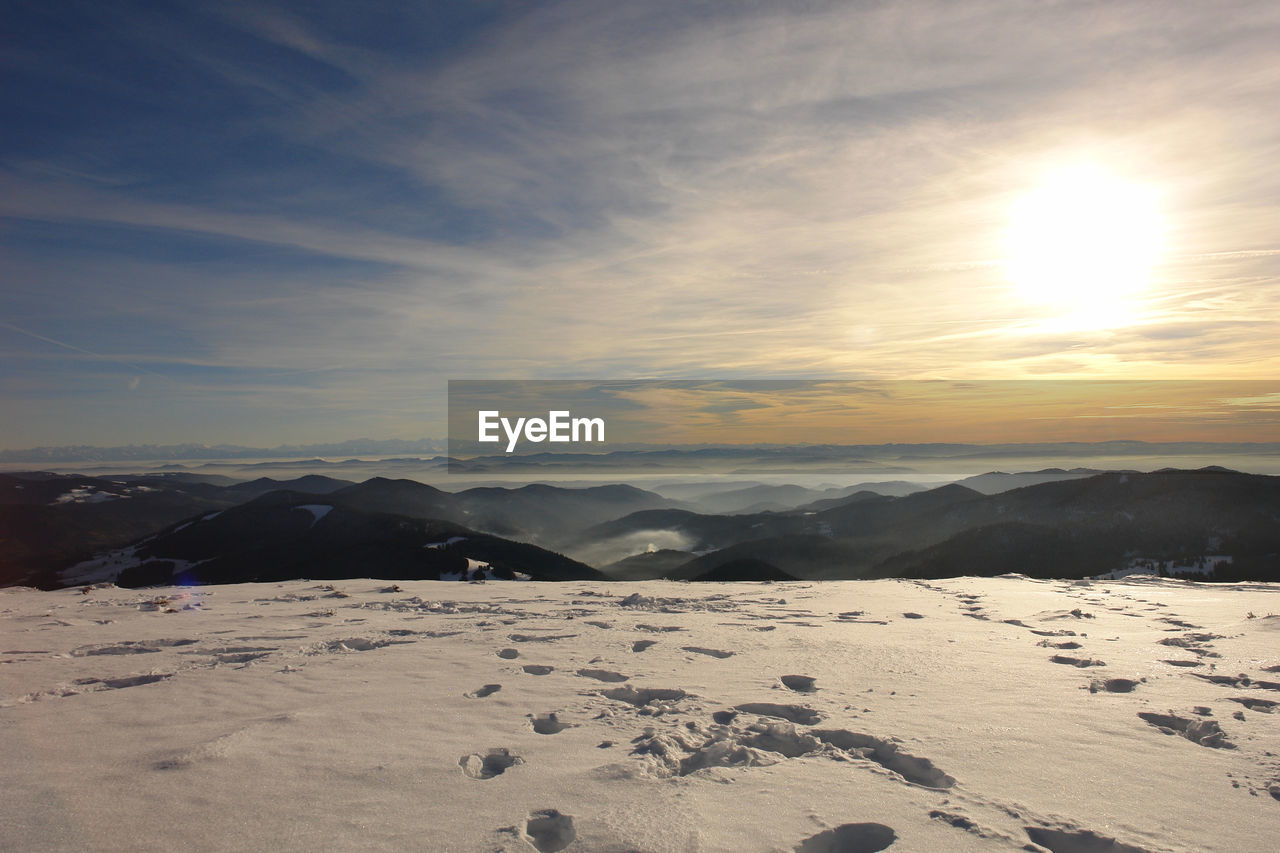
[448,380,1280,448]
[3,0,1280,449]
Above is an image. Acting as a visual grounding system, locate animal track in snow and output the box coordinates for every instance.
[1025,826,1152,853]
[215,651,271,664]
[508,633,578,643]
[80,673,172,691]
[813,729,955,789]
[496,648,519,659]
[1157,616,1201,629]
[742,720,822,758]
[1157,633,1223,657]
[681,646,734,659]
[1137,712,1234,748]
[631,722,798,777]
[836,611,889,624]
[1227,696,1276,712]
[1038,608,1094,621]
[929,810,997,840]
[524,809,575,852]
[602,685,689,707]
[24,671,175,702]
[577,668,628,682]
[325,637,414,653]
[1050,655,1106,668]
[628,712,955,792]
[466,684,502,698]
[71,638,197,656]
[522,665,554,676]
[781,674,817,692]
[794,822,897,853]
[1192,673,1280,691]
[530,713,570,734]
[735,702,822,725]
[197,645,278,655]
[459,748,521,779]
[1089,678,1139,693]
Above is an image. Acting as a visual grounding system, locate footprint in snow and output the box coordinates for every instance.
[459,748,521,779]
[734,702,821,725]
[524,809,575,852]
[1050,655,1106,668]
[1025,826,1152,853]
[530,713,571,734]
[577,668,628,683]
[794,822,897,853]
[781,674,817,693]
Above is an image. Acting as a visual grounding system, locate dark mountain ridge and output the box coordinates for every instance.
[8,467,1280,588]
[2,474,661,587]
[587,469,1280,582]
[72,488,601,588]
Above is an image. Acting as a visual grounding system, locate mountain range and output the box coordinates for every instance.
[3,467,1278,588]
[0,439,446,462]
[584,468,1280,582]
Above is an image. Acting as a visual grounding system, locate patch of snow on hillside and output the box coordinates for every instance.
[440,559,529,582]
[1092,555,1233,580]
[60,548,216,587]
[61,546,143,585]
[296,505,333,527]
[52,487,121,505]
[425,536,468,549]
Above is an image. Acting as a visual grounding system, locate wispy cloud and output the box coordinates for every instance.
[3,1,1279,445]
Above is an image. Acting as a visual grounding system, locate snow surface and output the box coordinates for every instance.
[57,546,142,586]
[441,559,531,582]
[295,504,333,526]
[2,576,1279,851]
[52,487,120,505]
[1093,557,1234,581]
[426,536,469,549]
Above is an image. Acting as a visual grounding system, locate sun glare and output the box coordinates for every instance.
[1004,165,1163,320]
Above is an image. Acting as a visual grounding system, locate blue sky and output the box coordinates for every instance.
[3,1,1279,448]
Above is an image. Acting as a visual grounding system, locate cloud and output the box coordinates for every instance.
[3,1,1280,445]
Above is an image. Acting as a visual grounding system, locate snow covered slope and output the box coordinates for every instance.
[2,575,1278,851]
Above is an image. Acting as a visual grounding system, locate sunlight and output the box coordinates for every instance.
[1004,164,1163,321]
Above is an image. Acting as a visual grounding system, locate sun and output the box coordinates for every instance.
[1004,164,1163,318]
